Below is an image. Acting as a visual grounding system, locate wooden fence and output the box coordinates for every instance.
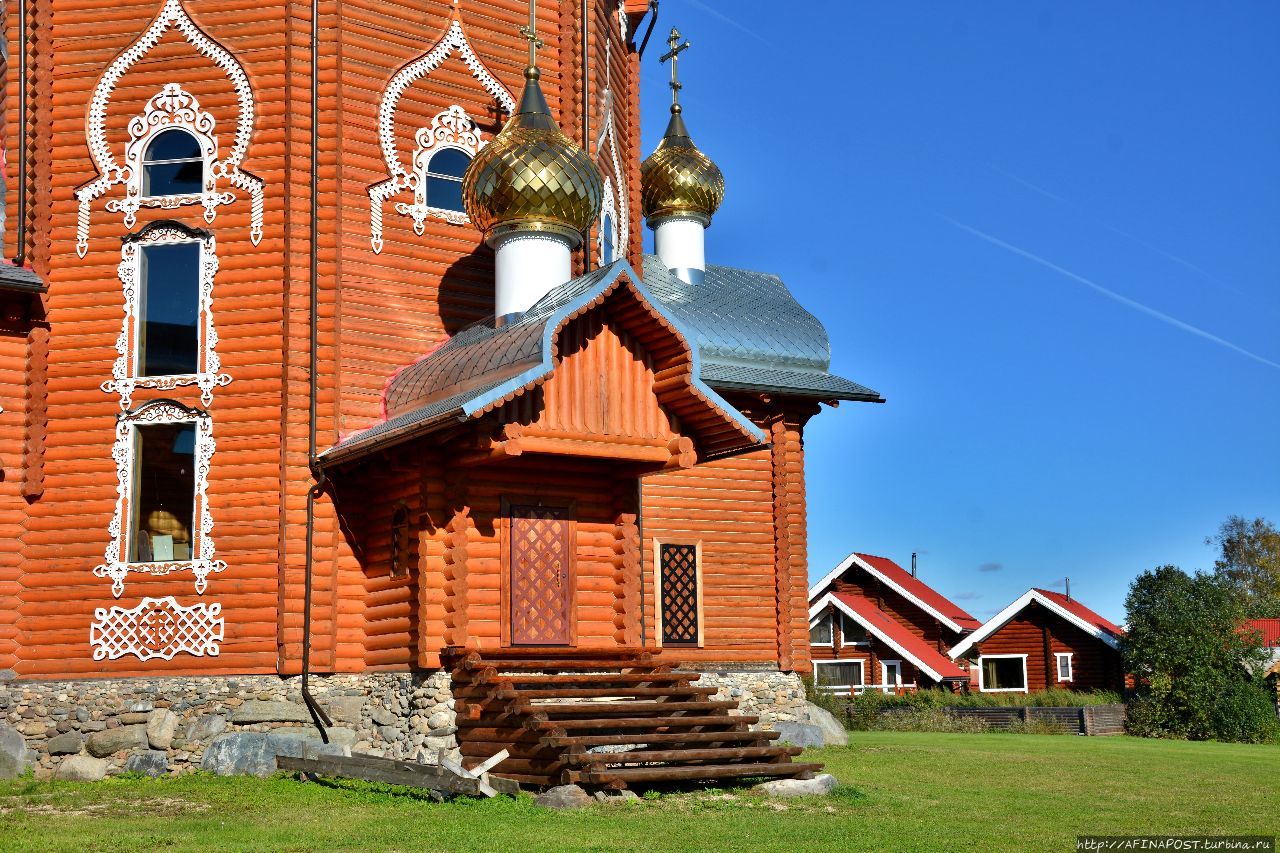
[878,704,1126,735]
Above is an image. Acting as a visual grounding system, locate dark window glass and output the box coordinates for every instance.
[143,129,203,196]
[425,148,470,213]
[130,422,196,563]
[809,613,833,644]
[982,657,1026,691]
[390,506,410,579]
[140,242,200,377]
[817,661,863,687]
[839,613,867,644]
[601,213,615,264]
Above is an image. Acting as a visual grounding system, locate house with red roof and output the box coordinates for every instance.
[1242,619,1280,714]
[948,588,1126,694]
[807,553,978,694]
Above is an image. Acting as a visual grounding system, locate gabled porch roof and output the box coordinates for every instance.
[810,591,970,682]
[323,261,767,466]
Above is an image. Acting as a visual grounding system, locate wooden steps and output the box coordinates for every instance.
[442,646,820,791]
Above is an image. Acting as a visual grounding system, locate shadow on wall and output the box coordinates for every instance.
[440,245,496,337]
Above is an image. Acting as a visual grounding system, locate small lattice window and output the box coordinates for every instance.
[425,148,470,213]
[143,128,204,197]
[390,505,411,579]
[659,542,700,646]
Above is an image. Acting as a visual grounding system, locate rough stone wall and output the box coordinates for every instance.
[0,671,457,780]
[0,668,811,780]
[691,670,808,729]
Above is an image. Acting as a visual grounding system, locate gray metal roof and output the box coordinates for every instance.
[0,263,44,294]
[324,257,881,464]
[642,255,883,402]
[325,262,766,464]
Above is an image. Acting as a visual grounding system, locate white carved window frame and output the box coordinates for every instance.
[393,106,484,233]
[598,178,620,266]
[76,0,264,257]
[368,17,516,253]
[90,596,224,662]
[102,223,231,409]
[95,399,226,598]
[594,41,629,264]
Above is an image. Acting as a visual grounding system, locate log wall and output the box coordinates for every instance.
[973,602,1125,692]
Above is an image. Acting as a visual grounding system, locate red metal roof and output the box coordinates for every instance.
[1242,618,1280,648]
[1033,589,1125,639]
[832,592,970,681]
[854,553,982,632]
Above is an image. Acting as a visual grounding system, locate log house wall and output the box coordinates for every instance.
[972,603,1124,692]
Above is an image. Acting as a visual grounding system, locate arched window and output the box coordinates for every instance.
[425,148,470,214]
[602,213,617,265]
[143,128,204,197]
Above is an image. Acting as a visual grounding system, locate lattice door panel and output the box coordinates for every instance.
[509,505,573,646]
[660,543,700,646]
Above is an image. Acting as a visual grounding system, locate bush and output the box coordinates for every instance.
[1209,679,1280,745]
[838,687,1122,733]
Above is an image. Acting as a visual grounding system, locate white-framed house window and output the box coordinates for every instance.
[839,612,869,646]
[978,654,1029,693]
[94,399,226,598]
[814,659,865,694]
[880,660,903,693]
[1055,652,1074,682]
[809,611,834,646]
[101,222,231,409]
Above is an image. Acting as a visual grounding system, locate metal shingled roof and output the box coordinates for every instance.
[325,256,882,463]
[0,263,45,294]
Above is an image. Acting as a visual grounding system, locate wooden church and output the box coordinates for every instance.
[0,0,880,787]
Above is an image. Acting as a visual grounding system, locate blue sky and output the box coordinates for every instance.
[638,1,1280,623]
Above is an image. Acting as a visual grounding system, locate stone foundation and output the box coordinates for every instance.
[0,667,809,780]
[691,669,808,728]
[0,671,457,781]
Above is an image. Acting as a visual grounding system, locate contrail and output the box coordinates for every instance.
[944,217,1280,373]
[685,0,771,45]
[987,164,1233,290]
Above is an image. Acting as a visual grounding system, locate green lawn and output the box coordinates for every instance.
[2,732,1277,852]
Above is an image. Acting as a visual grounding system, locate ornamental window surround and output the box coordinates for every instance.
[77,2,266,256]
[95,399,226,598]
[102,223,231,409]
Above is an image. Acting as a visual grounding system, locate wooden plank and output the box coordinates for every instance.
[530,714,757,731]
[531,700,738,716]
[563,746,804,766]
[540,730,782,748]
[277,755,483,796]
[572,762,825,785]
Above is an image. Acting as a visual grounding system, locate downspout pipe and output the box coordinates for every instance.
[581,0,591,267]
[13,0,27,266]
[301,0,332,741]
[636,0,659,59]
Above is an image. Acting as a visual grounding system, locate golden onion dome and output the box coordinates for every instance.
[463,68,603,246]
[640,106,725,226]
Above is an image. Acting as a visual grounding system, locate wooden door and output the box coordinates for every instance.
[659,542,701,646]
[508,505,574,646]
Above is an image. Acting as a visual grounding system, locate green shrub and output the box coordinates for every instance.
[1209,679,1280,745]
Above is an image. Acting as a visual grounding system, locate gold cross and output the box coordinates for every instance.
[659,27,691,107]
[519,0,544,69]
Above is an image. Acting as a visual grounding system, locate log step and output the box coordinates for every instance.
[540,730,783,748]
[529,700,739,716]
[564,746,804,766]
[495,672,692,686]
[570,762,825,785]
[450,646,659,662]
[531,714,758,731]
[516,686,719,700]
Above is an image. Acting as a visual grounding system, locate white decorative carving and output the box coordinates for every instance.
[95,400,226,598]
[368,18,516,253]
[384,106,483,237]
[76,0,264,257]
[595,40,629,263]
[617,1,629,41]
[102,225,232,409]
[90,596,224,661]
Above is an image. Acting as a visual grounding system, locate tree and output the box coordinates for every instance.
[1122,565,1278,743]
[1209,515,1280,618]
